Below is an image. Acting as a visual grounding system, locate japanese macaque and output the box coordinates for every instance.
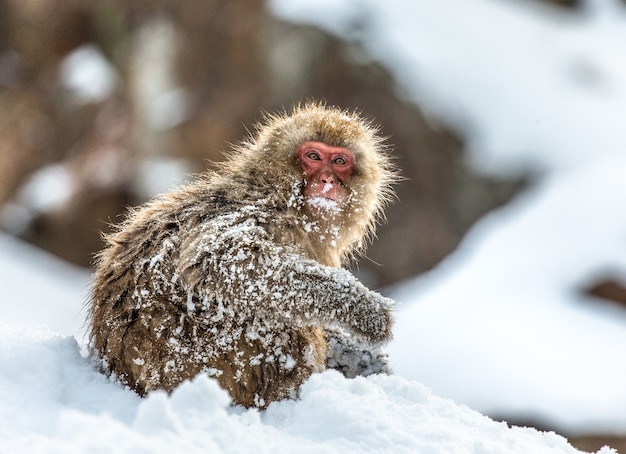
[88,103,397,408]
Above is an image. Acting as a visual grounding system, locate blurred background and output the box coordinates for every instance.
[1,0,626,451]
[0,0,527,287]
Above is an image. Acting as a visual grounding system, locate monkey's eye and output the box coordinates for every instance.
[333,157,347,165]
[307,151,321,161]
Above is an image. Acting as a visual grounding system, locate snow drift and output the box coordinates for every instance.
[0,323,611,454]
[0,232,612,452]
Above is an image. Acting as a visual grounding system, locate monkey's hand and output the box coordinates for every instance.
[325,327,392,378]
[348,289,395,344]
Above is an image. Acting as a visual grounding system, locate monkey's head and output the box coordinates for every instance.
[224,102,397,260]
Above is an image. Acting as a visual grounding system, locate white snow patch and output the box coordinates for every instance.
[0,232,89,339]
[307,197,340,211]
[60,44,118,104]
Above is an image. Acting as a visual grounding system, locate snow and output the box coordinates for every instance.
[307,196,340,211]
[15,164,76,214]
[60,44,119,104]
[0,233,89,339]
[147,87,190,131]
[0,320,606,453]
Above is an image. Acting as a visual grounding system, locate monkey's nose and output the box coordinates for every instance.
[320,171,336,185]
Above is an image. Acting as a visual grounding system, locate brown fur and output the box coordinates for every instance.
[88,102,397,408]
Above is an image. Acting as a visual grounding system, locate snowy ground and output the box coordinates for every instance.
[2,0,626,451]
[0,234,89,339]
[0,237,612,452]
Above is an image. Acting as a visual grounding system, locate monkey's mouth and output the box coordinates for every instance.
[307,182,345,202]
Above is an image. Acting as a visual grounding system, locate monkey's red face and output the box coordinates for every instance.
[297,141,355,206]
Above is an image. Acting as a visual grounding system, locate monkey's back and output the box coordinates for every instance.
[89,180,327,407]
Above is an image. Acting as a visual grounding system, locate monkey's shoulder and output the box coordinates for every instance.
[103,180,301,271]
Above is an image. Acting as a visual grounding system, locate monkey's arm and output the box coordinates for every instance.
[178,218,394,344]
[269,256,395,343]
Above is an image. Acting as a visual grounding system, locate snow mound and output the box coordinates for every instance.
[0,325,609,454]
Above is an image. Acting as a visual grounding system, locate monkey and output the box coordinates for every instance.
[88,102,397,408]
